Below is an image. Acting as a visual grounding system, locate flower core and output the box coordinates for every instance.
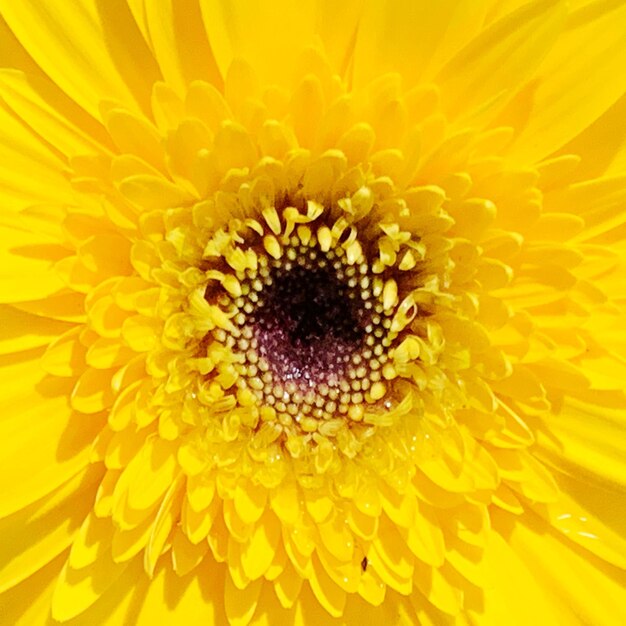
[210,214,401,425]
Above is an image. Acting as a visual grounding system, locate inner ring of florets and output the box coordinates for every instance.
[225,236,394,423]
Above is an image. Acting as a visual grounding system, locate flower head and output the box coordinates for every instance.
[1,1,626,625]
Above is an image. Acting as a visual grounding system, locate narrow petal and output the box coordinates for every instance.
[472,520,569,625]
[0,100,78,210]
[314,0,364,76]
[0,351,104,518]
[491,510,626,625]
[533,468,626,570]
[0,69,113,156]
[534,390,626,490]
[0,552,66,626]
[199,0,316,85]
[133,558,228,626]
[353,0,491,89]
[51,511,130,621]
[142,0,222,96]
[0,224,69,303]
[0,0,161,118]
[0,465,101,594]
[0,305,74,355]
[508,0,626,162]
[558,92,626,179]
[436,0,566,122]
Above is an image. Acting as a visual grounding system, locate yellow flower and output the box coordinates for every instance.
[1,1,626,624]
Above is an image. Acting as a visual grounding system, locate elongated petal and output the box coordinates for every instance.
[0,352,104,517]
[0,305,74,355]
[436,0,566,122]
[354,0,491,89]
[491,510,626,625]
[142,0,222,96]
[200,0,316,85]
[535,390,626,489]
[0,0,161,118]
[508,0,626,162]
[0,465,101,594]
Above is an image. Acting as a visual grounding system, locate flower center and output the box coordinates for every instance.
[252,261,365,384]
[197,196,432,436]
[227,235,393,423]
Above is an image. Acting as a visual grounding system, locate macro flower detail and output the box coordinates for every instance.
[1,1,626,625]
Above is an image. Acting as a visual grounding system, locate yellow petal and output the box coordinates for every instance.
[119,173,195,211]
[269,480,301,525]
[0,304,73,355]
[555,95,626,180]
[0,0,160,118]
[122,315,162,352]
[181,496,215,544]
[314,0,364,76]
[13,290,86,324]
[68,511,113,571]
[87,294,129,337]
[534,468,626,570]
[371,516,413,582]
[133,557,226,626]
[71,366,116,414]
[402,500,445,567]
[143,0,222,96]
[546,175,626,243]
[353,0,489,89]
[71,557,148,625]
[366,540,411,596]
[0,99,79,210]
[200,0,316,86]
[240,513,281,580]
[105,424,152,472]
[104,107,165,172]
[273,561,304,609]
[0,224,68,303]
[0,353,102,517]
[0,465,100,594]
[127,438,179,513]
[234,479,268,526]
[436,0,566,122]
[510,0,626,162]
[535,390,626,489]
[317,512,355,564]
[171,526,208,576]
[41,327,87,377]
[308,554,347,618]
[0,552,67,626]
[491,509,626,625]
[347,503,378,541]
[472,520,568,625]
[0,69,112,155]
[51,519,130,622]
[144,473,185,576]
[413,561,462,616]
[86,336,135,369]
[223,574,261,626]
